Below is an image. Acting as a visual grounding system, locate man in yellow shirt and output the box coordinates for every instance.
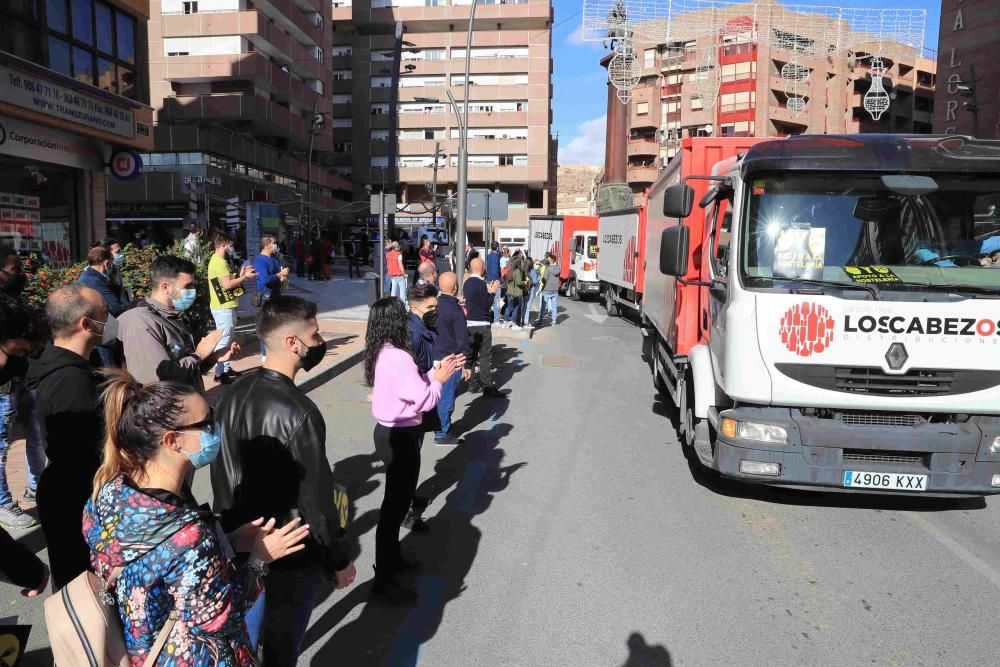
[208,232,256,384]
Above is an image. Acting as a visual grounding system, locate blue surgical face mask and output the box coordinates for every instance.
[113,252,124,266]
[187,427,221,469]
[172,287,197,311]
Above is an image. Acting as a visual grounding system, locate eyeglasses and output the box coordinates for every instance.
[174,407,216,434]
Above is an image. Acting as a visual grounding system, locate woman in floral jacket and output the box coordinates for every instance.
[83,371,310,666]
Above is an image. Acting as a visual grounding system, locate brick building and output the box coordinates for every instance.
[934,0,1000,139]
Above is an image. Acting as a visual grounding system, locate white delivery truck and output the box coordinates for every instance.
[645,134,1000,495]
[597,208,644,314]
[529,215,600,295]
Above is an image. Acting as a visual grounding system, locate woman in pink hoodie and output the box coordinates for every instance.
[364,297,463,602]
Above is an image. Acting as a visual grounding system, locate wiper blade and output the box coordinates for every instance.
[884,282,1000,297]
[776,278,880,300]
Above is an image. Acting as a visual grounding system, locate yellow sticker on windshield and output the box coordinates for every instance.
[844,266,902,284]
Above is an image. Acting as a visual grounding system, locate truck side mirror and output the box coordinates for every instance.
[663,184,695,218]
[660,225,689,277]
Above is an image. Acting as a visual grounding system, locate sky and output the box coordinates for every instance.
[551,0,944,166]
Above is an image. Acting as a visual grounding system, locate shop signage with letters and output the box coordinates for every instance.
[0,114,103,171]
[0,64,135,139]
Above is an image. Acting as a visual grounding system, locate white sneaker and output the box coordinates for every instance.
[510,324,522,331]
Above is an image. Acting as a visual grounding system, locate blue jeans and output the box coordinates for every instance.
[0,386,47,507]
[491,291,501,323]
[211,307,237,376]
[244,563,324,665]
[435,371,461,439]
[390,275,408,307]
[539,292,559,325]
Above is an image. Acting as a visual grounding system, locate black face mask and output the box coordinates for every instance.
[297,338,327,372]
[422,309,439,330]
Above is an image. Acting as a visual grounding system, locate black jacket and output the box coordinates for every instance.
[25,345,102,471]
[433,293,470,360]
[463,276,493,324]
[211,369,350,573]
[408,312,434,375]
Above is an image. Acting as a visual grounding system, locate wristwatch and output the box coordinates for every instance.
[248,556,269,578]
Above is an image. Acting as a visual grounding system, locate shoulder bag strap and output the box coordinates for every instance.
[142,612,178,667]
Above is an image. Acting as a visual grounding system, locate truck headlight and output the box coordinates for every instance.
[991,437,1000,455]
[722,418,788,445]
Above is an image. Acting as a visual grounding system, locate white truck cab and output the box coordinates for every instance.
[567,230,599,300]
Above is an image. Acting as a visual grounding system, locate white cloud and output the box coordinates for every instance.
[559,115,606,166]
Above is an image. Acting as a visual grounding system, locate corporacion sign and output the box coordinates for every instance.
[0,64,135,139]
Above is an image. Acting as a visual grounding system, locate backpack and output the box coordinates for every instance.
[45,566,177,667]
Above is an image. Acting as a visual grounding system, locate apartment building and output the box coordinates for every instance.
[604,1,937,197]
[332,0,557,242]
[0,0,154,264]
[107,0,352,247]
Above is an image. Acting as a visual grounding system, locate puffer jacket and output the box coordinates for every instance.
[83,476,262,666]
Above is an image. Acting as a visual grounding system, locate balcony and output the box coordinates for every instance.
[162,53,328,108]
[630,113,657,130]
[628,139,658,157]
[768,103,808,127]
[160,94,332,151]
[331,78,354,94]
[357,1,550,32]
[627,165,658,184]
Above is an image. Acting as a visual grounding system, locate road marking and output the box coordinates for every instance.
[585,303,608,324]
[903,512,1000,590]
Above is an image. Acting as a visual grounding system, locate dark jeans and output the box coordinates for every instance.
[347,257,359,278]
[503,295,522,323]
[373,424,421,574]
[244,562,324,666]
[435,371,461,438]
[467,325,494,388]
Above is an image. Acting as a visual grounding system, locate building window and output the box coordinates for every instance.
[336,142,353,152]
[182,1,197,12]
[371,103,389,115]
[644,48,655,69]
[636,102,649,115]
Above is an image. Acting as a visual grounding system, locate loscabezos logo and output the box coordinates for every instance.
[623,236,637,283]
[780,303,835,356]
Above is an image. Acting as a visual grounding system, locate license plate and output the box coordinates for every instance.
[843,470,928,491]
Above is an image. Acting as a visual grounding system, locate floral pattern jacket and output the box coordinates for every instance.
[83,476,263,666]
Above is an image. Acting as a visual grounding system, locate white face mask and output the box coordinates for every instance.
[86,313,119,345]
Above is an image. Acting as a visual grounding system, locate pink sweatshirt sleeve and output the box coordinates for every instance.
[397,357,442,412]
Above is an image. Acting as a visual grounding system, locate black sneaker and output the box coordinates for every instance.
[371,572,418,604]
[482,386,509,398]
[22,488,36,502]
[224,368,243,378]
[468,383,483,394]
[434,434,462,446]
[215,374,235,385]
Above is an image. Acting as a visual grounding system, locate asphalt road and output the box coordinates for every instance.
[6,296,1000,665]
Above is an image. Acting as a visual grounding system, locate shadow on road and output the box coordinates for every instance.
[303,425,527,664]
[621,632,673,666]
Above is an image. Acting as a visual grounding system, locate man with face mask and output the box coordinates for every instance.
[118,255,236,390]
[208,232,256,385]
[76,245,129,367]
[212,295,356,664]
[24,285,108,589]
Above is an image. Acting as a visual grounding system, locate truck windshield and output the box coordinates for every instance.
[741,173,1000,292]
[587,236,598,259]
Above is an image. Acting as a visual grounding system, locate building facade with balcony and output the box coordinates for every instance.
[331,0,556,243]
[604,1,937,198]
[0,0,154,265]
[107,0,352,248]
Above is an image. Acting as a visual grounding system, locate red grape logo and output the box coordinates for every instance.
[623,236,637,284]
[779,303,835,356]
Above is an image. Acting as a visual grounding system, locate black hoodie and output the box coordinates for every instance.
[25,345,103,470]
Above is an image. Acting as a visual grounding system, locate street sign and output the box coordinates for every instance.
[109,150,142,181]
[370,194,398,215]
[467,190,509,222]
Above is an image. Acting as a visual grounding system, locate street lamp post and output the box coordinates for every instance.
[305,107,326,240]
[955,63,980,138]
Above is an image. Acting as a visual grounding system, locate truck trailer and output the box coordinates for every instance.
[528,215,600,297]
[643,134,1000,495]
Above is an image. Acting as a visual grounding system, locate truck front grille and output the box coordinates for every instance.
[840,412,923,428]
[843,449,924,466]
[775,364,1000,397]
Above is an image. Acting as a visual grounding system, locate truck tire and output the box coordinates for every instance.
[571,280,581,301]
[604,285,619,317]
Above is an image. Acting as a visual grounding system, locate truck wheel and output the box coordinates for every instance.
[604,286,619,317]
[571,280,581,301]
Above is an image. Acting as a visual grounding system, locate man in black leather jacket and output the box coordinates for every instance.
[212,295,356,665]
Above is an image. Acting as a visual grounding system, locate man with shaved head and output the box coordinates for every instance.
[26,284,109,588]
[432,272,472,444]
[416,260,438,286]
[462,259,507,398]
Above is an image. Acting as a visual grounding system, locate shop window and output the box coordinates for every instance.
[95,2,112,53]
[116,11,135,63]
[46,0,67,33]
[48,36,71,76]
[96,57,115,92]
[72,45,93,84]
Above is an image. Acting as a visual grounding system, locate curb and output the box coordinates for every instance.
[297,347,366,394]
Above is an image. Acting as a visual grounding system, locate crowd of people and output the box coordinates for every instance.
[0,228,566,665]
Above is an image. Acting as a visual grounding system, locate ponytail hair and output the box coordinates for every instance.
[92,369,198,499]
